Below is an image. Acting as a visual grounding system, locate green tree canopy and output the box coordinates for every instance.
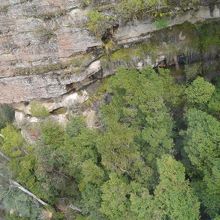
[193,159,220,219]
[100,173,131,220]
[153,155,200,220]
[183,108,220,176]
[101,68,174,169]
[185,76,215,106]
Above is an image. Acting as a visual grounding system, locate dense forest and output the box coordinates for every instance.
[0,66,220,219]
[0,0,220,219]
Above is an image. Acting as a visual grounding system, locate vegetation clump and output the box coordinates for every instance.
[87,10,113,37]
[0,105,14,129]
[30,101,50,118]
[85,0,203,37]
[116,0,168,21]
[154,17,169,29]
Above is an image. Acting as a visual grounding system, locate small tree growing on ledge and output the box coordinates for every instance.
[87,10,111,37]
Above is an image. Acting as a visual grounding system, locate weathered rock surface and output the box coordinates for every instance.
[115,4,220,45]
[0,0,220,104]
[0,60,101,103]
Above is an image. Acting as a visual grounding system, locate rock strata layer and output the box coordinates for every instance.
[0,0,220,103]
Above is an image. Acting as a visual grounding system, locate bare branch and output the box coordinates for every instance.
[10,180,48,206]
[69,204,82,213]
[0,151,10,162]
[0,146,47,207]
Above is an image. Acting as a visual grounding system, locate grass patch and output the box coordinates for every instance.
[30,101,50,118]
[110,42,158,63]
[154,18,169,29]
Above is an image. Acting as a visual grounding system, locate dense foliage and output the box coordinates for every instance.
[0,67,220,219]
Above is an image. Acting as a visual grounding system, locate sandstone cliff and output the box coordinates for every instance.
[0,0,220,104]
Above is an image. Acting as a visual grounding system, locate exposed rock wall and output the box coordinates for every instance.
[0,60,101,103]
[0,0,220,104]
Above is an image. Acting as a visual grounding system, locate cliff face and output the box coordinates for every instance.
[0,0,102,103]
[0,0,220,104]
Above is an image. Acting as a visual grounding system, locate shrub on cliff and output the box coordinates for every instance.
[0,105,14,129]
[117,0,168,21]
[0,125,25,158]
[30,101,50,118]
[87,10,112,37]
